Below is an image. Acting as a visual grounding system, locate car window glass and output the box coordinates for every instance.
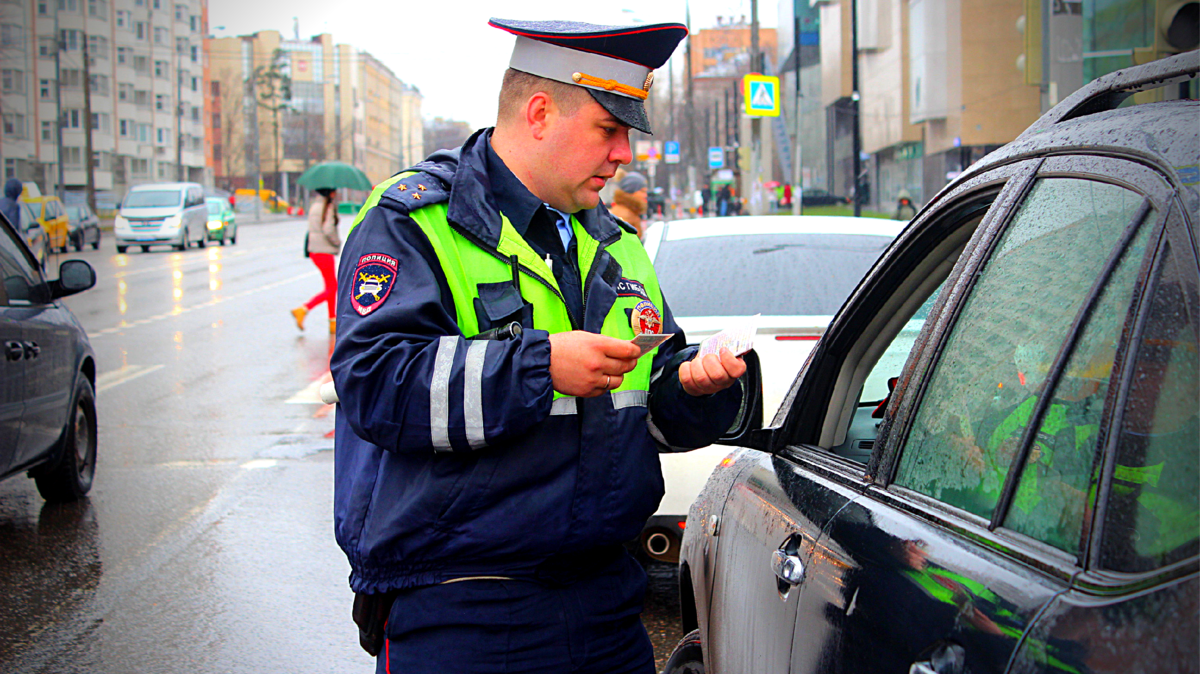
[653,233,893,316]
[125,190,182,208]
[0,219,43,305]
[892,178,1148,520]
[1101,239,1199,572]
[1001,224,1152,553]
[860,280,946,404]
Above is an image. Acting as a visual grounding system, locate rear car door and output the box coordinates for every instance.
[796,157,1173,673]
[1012,171,1198,674]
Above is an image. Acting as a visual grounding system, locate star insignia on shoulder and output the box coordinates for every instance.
[412,193,421,200]
[398,184,408,192]
[417,184,427,191]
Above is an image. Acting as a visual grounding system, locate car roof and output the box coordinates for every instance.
[949,51,1199,223]
[656,216,906,241]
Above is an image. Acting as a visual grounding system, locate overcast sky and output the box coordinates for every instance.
[207,0,779,130]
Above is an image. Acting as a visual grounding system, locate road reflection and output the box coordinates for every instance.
[0,497,101,661]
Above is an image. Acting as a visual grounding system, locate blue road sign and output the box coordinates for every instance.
[664,140,680,164]
[708,146,724,169]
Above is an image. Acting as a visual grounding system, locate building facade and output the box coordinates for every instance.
[206,30,421,202]
[1,0,210,208]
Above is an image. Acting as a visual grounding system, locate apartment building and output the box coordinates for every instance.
[815,0,1041,210]
[206,30,421,200]
[0,0,209,206]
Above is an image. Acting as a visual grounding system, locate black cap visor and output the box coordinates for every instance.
[589,89,651,135]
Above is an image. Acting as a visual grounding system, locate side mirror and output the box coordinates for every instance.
[50,259,96,299]
[715,349,769,450]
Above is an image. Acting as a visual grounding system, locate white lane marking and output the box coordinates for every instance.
[89,271,316,338]
[240,459,279,470]
[286,371,333,404]
[95,364,165,393]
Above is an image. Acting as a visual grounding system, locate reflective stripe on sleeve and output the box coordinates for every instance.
[430,336,458,451]
[464,340,489,449]
[550,396,578,416]
[611,390,648,409]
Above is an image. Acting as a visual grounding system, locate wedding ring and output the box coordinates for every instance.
[605,375,611,390]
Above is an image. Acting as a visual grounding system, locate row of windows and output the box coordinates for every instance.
[38,0,202,32]
[36,29,199,60]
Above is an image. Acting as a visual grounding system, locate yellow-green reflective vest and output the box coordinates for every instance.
[351,173,666,401]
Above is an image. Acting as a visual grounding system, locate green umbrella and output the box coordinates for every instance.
[297,161,373,191]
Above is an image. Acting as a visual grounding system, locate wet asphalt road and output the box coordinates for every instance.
[0,216,683,673]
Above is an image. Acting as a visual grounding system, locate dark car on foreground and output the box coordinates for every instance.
[0,207,99,501]
[666,52,1198,674]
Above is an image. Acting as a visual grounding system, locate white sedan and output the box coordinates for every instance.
[636,216,904,563]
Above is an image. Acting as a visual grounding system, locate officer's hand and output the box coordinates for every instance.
[679,348,746,397]
[548,331,641,398]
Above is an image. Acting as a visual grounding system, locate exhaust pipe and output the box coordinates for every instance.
[646,532,672,557]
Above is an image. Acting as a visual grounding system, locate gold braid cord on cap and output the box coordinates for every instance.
[571,72,650,100]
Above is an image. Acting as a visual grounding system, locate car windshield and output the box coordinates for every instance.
[66,206,85,219]
[124,190,181,208]
[654,232,893,317]
[206,201,223,215]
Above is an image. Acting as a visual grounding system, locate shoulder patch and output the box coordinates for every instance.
[381,172,450,215]
[615,277,650,300]
[350,253,399,316]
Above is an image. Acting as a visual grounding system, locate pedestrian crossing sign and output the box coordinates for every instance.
[743,74,780,117]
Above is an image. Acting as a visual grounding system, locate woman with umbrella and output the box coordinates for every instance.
[290,161,372,334]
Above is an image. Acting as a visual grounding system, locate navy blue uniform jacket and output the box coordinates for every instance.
[332,129,741,593]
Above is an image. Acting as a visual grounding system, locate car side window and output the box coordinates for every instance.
[1101,236,1200,572]
[1000,222,1152,553]
[0,219,46,305]
[892,178,1150,524]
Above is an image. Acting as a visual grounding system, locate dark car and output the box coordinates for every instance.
[799,188,850,207]
[65,203,102,251]
[0,207,99,502]
[667,53,1198,674]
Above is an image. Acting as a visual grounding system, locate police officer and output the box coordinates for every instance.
[331,17,747,674]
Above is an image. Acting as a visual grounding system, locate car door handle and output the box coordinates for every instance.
[22,341,39,358]
[909,641,965,674]
[5,341,23,361]
[771,549,805,586]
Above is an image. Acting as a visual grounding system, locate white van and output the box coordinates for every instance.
[113,182,209,253]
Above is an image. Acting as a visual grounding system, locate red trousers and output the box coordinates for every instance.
[304,253,337,318]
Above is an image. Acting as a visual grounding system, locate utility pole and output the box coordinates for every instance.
[244,57,261,222]
[176,48,184,180]
[851,0,862,216]
[53,10,64,199]
[793,0,804,215]
[684,0,697,198]
[81,29,95,212]
[749,0,764,215]
[668,53,675,206]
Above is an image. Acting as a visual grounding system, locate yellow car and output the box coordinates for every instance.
[21,195,71,253]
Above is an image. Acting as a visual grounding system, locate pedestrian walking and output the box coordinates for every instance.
[331,16,748,674]
[893,188,918,220]
[717,183,732,216]
[291,187,340,334]
[609,170,649,238]
[0,178,22,228]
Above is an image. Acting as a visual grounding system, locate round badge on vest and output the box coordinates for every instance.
[631,299,663,335]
